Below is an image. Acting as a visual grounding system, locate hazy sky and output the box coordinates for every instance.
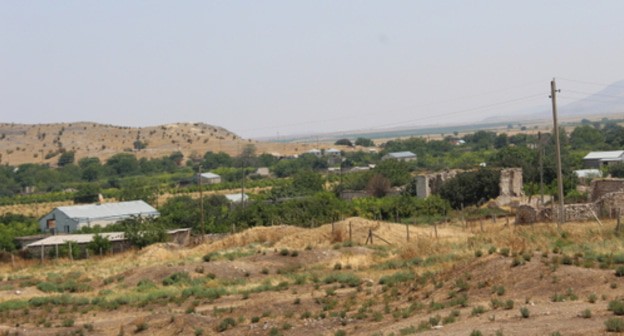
[2,1,624,138]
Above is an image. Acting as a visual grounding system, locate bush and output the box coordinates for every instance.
[609,300,624,315]
[520,307,530,318]
[616,266,624,277]
[216,317,236,332]
[581,308,592,318]
[606,317,624,332]
[162,272,190,286]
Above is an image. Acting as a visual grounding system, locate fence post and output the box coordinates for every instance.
[406,222,410,242]
[40,245,44,264]
[349,221,352,242]
[460,203,466,229]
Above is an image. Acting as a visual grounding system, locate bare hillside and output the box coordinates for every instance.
[0,122,321,166]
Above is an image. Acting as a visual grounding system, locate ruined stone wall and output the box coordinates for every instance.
[596,191,624,218]
[499,168,524,198]
[590,179,624,202]
[537,203,598,223]
[415,170,460,198]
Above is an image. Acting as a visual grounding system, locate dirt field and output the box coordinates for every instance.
[1,217,624,335]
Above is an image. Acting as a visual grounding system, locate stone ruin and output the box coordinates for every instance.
[515,203,599,225]
[590,178,624,202]
[415,168,523,206]
[497,168,524,206]
[415,170,460,199]
[515,178,624,224]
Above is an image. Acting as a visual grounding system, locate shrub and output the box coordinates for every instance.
[609,300,624,315]
[606,317,624,332]
[588,293,597,303]
[616,266,624,277]
[471,306,486,316]
[470,330,483,336]
[216,317,236,332]
[279,249,289,256]
[520,307,530,318]
[504,299,514,310]
[474,250,483,258]
[162,272,190,286]
[581,308,592,318]
[500,247,510,257]
[62,319,74,327]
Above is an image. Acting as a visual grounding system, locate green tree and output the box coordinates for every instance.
[609,163,624,178]
[355,137,375,147]
[439,168,500,209]
[106,153,139,177]
[122,216,166,249]
[119,177,157,204]
[87,234,111,255]
[569,125,605,150]
[201,151,232,170]
[292,171,324,194]
[335,138,353,147]
[57,151,75,167]
[373,159,411,186]
[73,184,101,204]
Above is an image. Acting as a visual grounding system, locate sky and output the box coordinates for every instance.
[1,1,624,138]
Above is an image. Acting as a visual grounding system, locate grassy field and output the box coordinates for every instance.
[1,217,624,335]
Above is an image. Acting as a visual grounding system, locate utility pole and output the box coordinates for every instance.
[538,132,544,206]
[198,164,205,241]
[550,78,565,228]
[241,155,246,209]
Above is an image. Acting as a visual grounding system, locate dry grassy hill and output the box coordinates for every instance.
[0,122,327,166]
[1,217,624,335]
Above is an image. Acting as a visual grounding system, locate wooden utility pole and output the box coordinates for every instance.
[198,165,205,241]
[550,78,565,228]
[538,132,545,206]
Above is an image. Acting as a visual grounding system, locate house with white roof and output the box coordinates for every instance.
[382,151,417,162]
[583,150,624,169]
[39,200,160,234]
[197,172,222,184]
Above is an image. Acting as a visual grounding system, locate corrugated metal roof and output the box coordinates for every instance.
[25,228,191,248]
[583,150,624,160]
[56,200,159,220]
[27,232,126,247]
[200,172,220,179]
[387,151,416,158]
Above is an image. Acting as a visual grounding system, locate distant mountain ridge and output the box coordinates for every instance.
[559,79,624,116]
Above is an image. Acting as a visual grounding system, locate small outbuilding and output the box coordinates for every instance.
[583,150,624,169]
[197,172,222,184]
[39,200,160,234]
[382,151,417,162]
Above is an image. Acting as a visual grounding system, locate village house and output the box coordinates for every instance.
[39,200,159,234]
[197,172,222,184]
[382,151,417,162]
[583,150,624,169]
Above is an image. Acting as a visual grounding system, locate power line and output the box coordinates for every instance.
[558,77,624,89]
[372,92,545,130]
[236,81,546,134]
